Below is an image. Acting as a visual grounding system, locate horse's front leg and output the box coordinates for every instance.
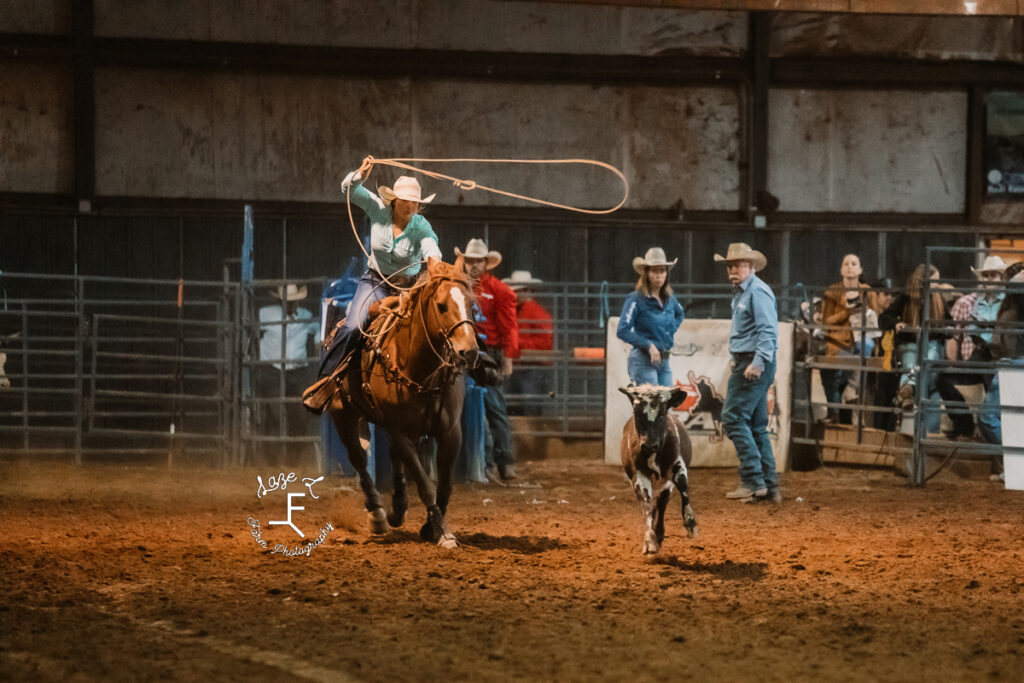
[387,458,408,528]
[329,410,387,534]
[434,423,463,517]
[391,433,456,549]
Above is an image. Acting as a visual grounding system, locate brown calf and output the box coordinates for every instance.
[619,383,698,555]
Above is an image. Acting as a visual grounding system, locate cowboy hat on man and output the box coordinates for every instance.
[455,238,502,271]
[377,176,435,205]
[270,283,308,302]
[632,247,678,276]
[503,270,542,291]
[972,255,1008,278]
[714,242,767,272]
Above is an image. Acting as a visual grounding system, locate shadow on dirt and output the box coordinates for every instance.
[652,556,768,581]
[459,533,568,554]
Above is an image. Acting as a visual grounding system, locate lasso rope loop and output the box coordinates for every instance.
[345,155,628,293]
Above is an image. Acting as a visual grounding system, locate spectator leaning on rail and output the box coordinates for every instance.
[503,270,553,416]
[318,159,441,382]
[878,264,948,419]
[616,247,685,386]
[258,283,320,463]
[820,253,872,423]
[716,243,781,505]
[938,255,1007,441]
[868,278,900,430]
[977,261,1024,482]
[458,239,520,482]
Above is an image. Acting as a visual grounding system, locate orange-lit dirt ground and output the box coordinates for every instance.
[2,456,1023,682]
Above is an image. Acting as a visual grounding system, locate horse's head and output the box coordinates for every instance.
[421,258,479,367]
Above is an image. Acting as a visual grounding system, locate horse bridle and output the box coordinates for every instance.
[417,275,477,371]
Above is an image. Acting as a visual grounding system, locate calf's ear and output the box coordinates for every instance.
[618,386,632,398]
[666,386,688,408]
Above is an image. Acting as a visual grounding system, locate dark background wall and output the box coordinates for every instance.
[2,1,1022,294]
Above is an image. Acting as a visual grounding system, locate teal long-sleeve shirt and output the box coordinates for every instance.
[341,176,441,277]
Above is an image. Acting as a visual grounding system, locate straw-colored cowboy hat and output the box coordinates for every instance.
[270,283,307,302]
[377,176,435,205]
[714,242,767,271]
[454,238,502,271]
[972,255,1008,277]
[632,247,678,276]
[503,270,542,291]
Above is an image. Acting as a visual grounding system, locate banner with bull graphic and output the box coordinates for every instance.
[604,318,793,470]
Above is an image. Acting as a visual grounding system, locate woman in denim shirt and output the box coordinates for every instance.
[617,247,685,386]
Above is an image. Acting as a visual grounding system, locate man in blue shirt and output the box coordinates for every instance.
[714,243,780,504]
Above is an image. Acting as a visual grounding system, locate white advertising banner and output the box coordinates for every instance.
[604,317,793,470]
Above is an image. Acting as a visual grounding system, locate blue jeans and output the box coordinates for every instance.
[627,347,673,386]
[978,358,1024,445]
[896,339,943,434]
[722,357,777,491]
[820,341,868,423]
[482,353,513,467]
[319,270,395,376]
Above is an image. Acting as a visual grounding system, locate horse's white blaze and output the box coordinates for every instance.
[450,287,469,325]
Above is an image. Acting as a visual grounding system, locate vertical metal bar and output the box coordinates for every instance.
[72,0,95,208]
[74,270,84,465]
[20,302,29,450]
[74,217,83,464]
[966,85,984,227]
[779,230,790,289]
[877,231,887,281]
[748,12,771,225]
[913,248,934,486]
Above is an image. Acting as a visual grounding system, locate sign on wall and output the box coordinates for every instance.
[604,318,793,470]
[986,91,1024,197]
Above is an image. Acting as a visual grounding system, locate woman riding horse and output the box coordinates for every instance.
[327,257,479,549]
[320,158,442,381]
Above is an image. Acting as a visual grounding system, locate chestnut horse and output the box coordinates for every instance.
[327,257,479,549]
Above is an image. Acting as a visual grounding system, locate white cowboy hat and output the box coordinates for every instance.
[632,247,678,276]
[714,242,767,271]
[377,176,435,205]
[270,283,307,302]
[503,270,542,290]
[972,255,1008,277]
[454,238,502,271]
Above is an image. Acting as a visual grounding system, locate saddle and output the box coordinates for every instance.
[301,295,406,415]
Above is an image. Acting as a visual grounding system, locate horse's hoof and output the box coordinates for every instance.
[437,533,459,550]
[387,511,406,528]
[368,508,389,535]
[686,526,698,539]
[642,541,660,555]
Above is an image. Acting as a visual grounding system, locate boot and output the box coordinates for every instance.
[302,376,337,415]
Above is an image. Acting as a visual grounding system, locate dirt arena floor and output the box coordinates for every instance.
[2,455,1023,682]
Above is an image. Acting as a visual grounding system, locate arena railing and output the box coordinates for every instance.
[0,271,240,465]
[0,268,812,466]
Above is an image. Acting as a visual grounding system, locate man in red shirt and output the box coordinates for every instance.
[504,270,553,416]
[456,239,520,481]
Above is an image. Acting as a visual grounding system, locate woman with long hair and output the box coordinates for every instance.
[616,247,685,386]
[878,263,947,411]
